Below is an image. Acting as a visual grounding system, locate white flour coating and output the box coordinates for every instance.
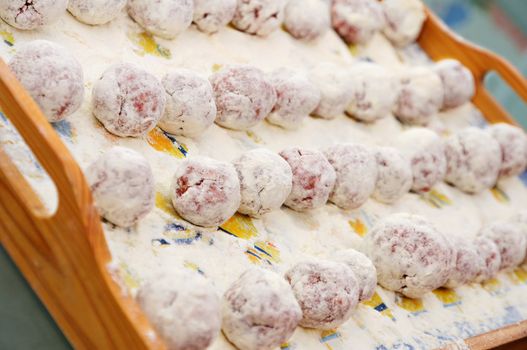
[0,0,67,30]
[332,249,377,302]
[267,68,321,129]
[373,147,413,204]
[159,69,216,137]
[280,147,336,211]
[283,0,330,41]
[346,61,398,123]
[9,40,84,123]
[323,143,378,210]
[444,127,502,193]
[232,0,284,37]
[310,62,354,119]
[170,157,241,227]
[444,236,481,288]
[285,259,359,330]
[433,59,475,111]
[210,65,276,130]
[393,66,444,125]
[488,123,527,178]
[128,0,193,39]
[473,236,501,283]
[381,0,425,47]
[395,128,447,193]
[137,269,221,350]
[362,213,455,299]
[331,0,385,45]
[85,147,155,228]
[67,0,126,25]
[233,148,292,217]
[479,221,527,271]
[222,268,302,350]
[512,211,527,263]
[193,0,236,34]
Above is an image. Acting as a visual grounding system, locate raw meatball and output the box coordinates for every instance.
[210,65,276,130]
[393,67,444,125]
[323,144,378,210]
[92,63,165,137]
[346,61,398,123]
[332,0,385,45]
[0,0,67,30]
[128,0,193,39]
[279,147,336,211]
[232,0,284,36]
[159,69,216,137]
[395,128,447,192]
[433,59,475,110]
[9,40,84,123]
[362,213,454,298]
[444,236,480,288]
[373,147,413,204]
[137,269,221,350]
[445,127,502,193]
[284,0,330,41]
[68,0,126,25]
[233,149,292,217]
[479,221,526,271]
[85,147,154,227]
[170,157,241,227]
[267,68,321,129]
[473,236,501,283]
[333,249,377,302]
[222,268,302,350]
[285,259,359,329]
[382,0,425,47]
[310,62,354,119]
[193,0,236,33]
[488,123,527,178]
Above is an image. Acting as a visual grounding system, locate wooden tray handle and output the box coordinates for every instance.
[0,58,165,350]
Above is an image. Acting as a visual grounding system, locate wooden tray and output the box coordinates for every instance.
[0,6,526,350]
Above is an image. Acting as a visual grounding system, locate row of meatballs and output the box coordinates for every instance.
[134,211,527,350]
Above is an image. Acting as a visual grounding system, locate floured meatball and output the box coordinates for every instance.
[233,149,292,217]
[68,0,126,25]
[333,249,377,302]
[332,0,385,45]
[222,268,302,350]
[159,69,216,137]
[137,269,221,350]
[346,61,398,123]
[193,0,236,33]
[210,65,276,130]
[396,128,447,193]
[310,62,354,119]
[479,221,526,271]
[323,144,378,210]
[232,0,284,37]
[373,147,413,204]
[362,213,454,298]
[445,127,502,193]
[284,0,330,41]
[433,59,475,110]
[473,236,501,283]
[285,259,359,329]
[488,123,527,178]
[0,0,67,30]
[170,157,241,227]
[9,40,84,123]
[128,0,193,39]
[444,236,481,288]
[393,67,444,125]
[92,63,166,137]
[381,0,425,47]
[85,147,154,227]
[267,68,320,129]
[512,211,527,263]
[280,147,336,211]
